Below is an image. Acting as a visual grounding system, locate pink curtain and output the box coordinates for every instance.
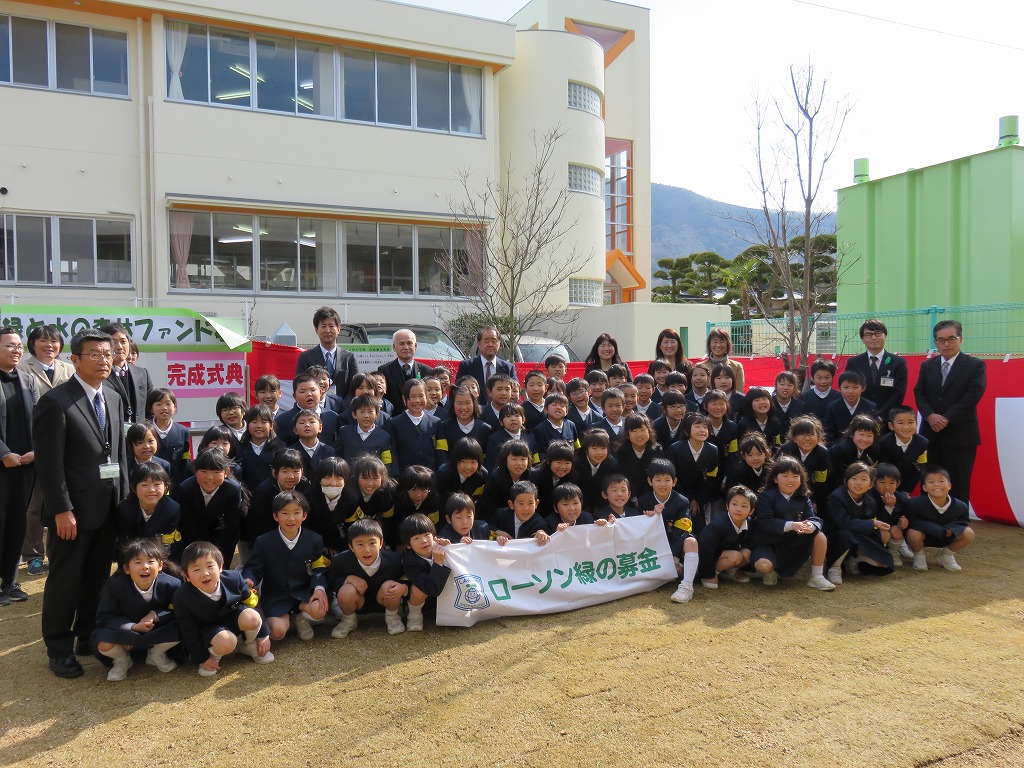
[169,210,194,288]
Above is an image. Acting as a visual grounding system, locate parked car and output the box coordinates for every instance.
[470,334,580,364]
[356,323,466,361]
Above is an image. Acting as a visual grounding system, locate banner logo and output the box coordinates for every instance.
[453,574,490,611]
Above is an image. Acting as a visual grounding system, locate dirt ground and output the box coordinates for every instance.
[1,520,1022,768]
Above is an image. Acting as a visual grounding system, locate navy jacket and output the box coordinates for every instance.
[173,570,268,663]
[242,527,328,616]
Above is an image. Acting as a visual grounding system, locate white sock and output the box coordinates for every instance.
[811,565,824,577]
[151,641,177,654]
[384,608,399,617]
[941,547,954,557]
[100,646,127,660]
[243,628,259,643]
[407,603,423,617]
[208,646,222,661]
[682,552,699,584]
[300,610,316,622]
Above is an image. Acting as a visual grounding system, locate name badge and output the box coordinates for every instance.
[880,377,895,387]
[99,462,121,480]
[123,423,132,436]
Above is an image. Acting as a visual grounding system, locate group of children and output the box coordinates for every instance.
[91,353,975,680]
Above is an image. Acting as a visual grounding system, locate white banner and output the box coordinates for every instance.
[436,515,677,627]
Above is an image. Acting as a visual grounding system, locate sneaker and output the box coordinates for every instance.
[938,549,962,572]
[293,613,314,641]
[406,612,424,632]
[330,613,358,639]
[912,552,928,571]
[27,557,47,576]
[198,665,219,677]
[900,540,915,560]
[242,641,275,664]
[723,568,750,583]
[107,655,133,682]
[887,541,903,568]
[670,582,694,603]
[384,612,406,635]
[0,591,10,607]
[4,583,28,602]
[807,574,836,591]
[700,578,719,590]
[762,570,778,587]
[146,648,178,673]
[826,567,843,585]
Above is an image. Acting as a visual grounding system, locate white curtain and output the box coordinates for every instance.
[165,21,190,100]
[168,210,194,288]
[460,66,482,135]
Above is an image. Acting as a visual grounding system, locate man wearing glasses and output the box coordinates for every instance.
[33,329,128,678]
[844,319,908,425]
[913,320,987,507]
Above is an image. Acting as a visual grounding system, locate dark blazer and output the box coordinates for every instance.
[92,571,181,648]
[913,353,987,448]
[697,512,752,579]
[236,438,287,491]
[155,421,191,487]
[377,359,431,415]
[771,396,805,436]
[171,475,244,565]
[242,527,328,616]
[116,494,181,547]
[402,550,452,599]
[34,378,128,527]
[667,440,720,508]
[173,570,268,663]
[107,363,154,424]
[567,405,603,438]
[798,387,841,423]
[905,494,970,540]
[245,477,312,544]
[385,411,441,471]
[18,354,75,394]
[822,396,877,444]
[572,455,620,513]
[492,508,547,540]
[636,489,692,553]
[484,430,537,472]
[876,432,929,494]
[455,356,516,405]
[296,346,359,399]
[845,351,908,420]
[0,367,39,458]
[436,418,493,468]
[275,405,341,448]
[290,440,335,478]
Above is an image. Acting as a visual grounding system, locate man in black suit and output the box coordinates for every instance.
[913,320,987,506]
[98,322,153,424]
[34,329,129,678]
[455,326,517,405]
[295,306,358,398]
[0,327,39,606]
[844,319,907,423]
[377,329,430,416]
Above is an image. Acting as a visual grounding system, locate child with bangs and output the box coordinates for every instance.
[701,389,739,512]
[666,413,720,535]
[632,373,662,420]
[778,415,833,506]
[243,448,309,562]
[821,462,893,585]
[651,390,687,448]
[438,492,491,543]
[328,518,407,638]
[486,402,537,471]
[710,364,745,415]
[614,413,664,504]
[126,422,171,478]
[573,429,619,513]
[697,485,756,591]
[172,448,244,567]
[722,432,773,495]
[531,439,581,515]
[395,465,442,530]
[400,513,452,632]
[634,459,699,602]
[147,387,190,486]
[289,408,335,477]
[545,483,598,533]
[435,385,492,468]
[828,414,882,479]
[117,462,181,556]
[869,462,911,566]
[349,455,398,548]
[236,404,286,492]
[477,439,533,523]
[749,456,834,591]
[303,456,349,556]
[434,437,488,503]
[567,377,601,434]
[522,370,549,430]
[736,387,784,450]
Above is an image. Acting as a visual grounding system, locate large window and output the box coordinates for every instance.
[171,212,474,297]
[605,139,633,255]
[0,214,131,286]
[165,21,483,135]
[0,15,128,96]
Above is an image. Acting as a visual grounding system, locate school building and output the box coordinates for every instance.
[0,0,689,352]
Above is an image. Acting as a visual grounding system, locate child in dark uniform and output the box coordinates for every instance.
[906,466,975,572]
[91,538,181,681]
[395,465,442,530]
[821,462,893,585]
[349,456,398,548]
[400,513,452,632]
[438,493,491,543]
[697,485,756,590]
[546,483,600,533]
[634,459,698,603]
[493,481,552,545]
[116,462,181,555]
[328,518,408,638]
[870,463,911,566]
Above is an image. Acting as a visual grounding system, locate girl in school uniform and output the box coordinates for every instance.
[531,439,581,516]
[147,387,190,487]
[434,437,488,505]
[485,403,537,471]
[236,405,287,493]
[303,457,349,557]
[394,464,442,531]
[721,431,773,496]
[749,455,835,591]
[90,538,182,681]
[702,389,740,516]
[126,422,171,479]
[710,364,746,415]
[476,439,532,524]
[172,447,245,567]
[828,414,882,481]
[435,386,492,469]
[777,415,833,508]
[116,462,181,556]
[821,462,894,585]
[349,455,398,548]
[613,414,665,505]
[183,425,240,480]
[573,428,619,514]
[736,387,785,452]
[521,370,549,430]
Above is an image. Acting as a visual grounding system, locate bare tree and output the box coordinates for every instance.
[442,127,591,359]
[734,62,852,380]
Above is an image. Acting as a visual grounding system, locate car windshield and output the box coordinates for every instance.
[519,342,580,363]
[363,328,464,361]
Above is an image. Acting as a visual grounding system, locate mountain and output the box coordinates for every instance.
[649,183,836,278]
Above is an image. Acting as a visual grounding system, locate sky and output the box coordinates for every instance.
[399,0,1023,209]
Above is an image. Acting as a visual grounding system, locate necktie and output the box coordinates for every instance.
[45,367,55,384]
[93,392,106,430]
[941,359,951,385]
[325,350,335,377]
[870,356,879,385]
[485,360,493,383]
[402,363,411,378]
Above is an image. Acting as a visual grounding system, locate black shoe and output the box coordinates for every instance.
[5,584,28,602]
[49,655,85,679]
[0,591,10,607]
[74,638,92,656]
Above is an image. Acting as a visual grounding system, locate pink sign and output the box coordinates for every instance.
[165,352,246,398]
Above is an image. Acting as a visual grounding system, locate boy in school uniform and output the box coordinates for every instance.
[328,517,408,637]
[596,388,627,448]
[905,465,975,572]
[584,370,608,415]
[480,374,516,429]
[400,513,452,631]
[438,492,491,543]
[636,459,700,602]
[174,540,273,677]
[244,449,310,552]
[666,413,720,536]
[877,405,929,494]
[545,355,568,383]
[242,490,329,642]
[869,462,912,566]
[289,408,335,477]
[697,485,756,590]
[386,379,441,472]
[531,393,579,460]
[632,374,662,420]
[334,395,396,477]
[798,359,840,422]
[651,390,687,448]
[567,378,601,435]
[276,372,341,446]
[545,483,598,532]
[771,370,805,435]
[492,480,551,544]
[823,370,877,443]
[593,473,639,521]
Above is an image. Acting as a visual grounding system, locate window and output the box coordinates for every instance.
[212,213,253,290]
[378,224,413,294]
[568,81,601,116]
[605,139,633,254]
[569,278,603,306]
[568,164,603,197]
[0,15,127,95]
[0,214,131,286]
[165,22,483,135]
[344,221,377,294]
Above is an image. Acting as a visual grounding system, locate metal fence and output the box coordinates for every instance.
[707,303,1024,358]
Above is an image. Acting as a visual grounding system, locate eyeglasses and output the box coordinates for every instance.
[83,352,114,361]
[861,331,885,338]
[934,336,961,345]
[0,344,23,352]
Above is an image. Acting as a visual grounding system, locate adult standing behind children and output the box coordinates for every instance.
[34,329,129,678]
[17,325,75,576]
[584,333,632,381]
[913,320,986,506]
[703,328,745,393]
[844,320,907,422]
[377,329,430,416]
[98,323,153,425]
[456,326,516,405]
[296,306,359,398]
[647,329,693,378]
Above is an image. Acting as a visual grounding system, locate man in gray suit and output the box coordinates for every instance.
[34,329,128,678]
[0,327,39,606]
